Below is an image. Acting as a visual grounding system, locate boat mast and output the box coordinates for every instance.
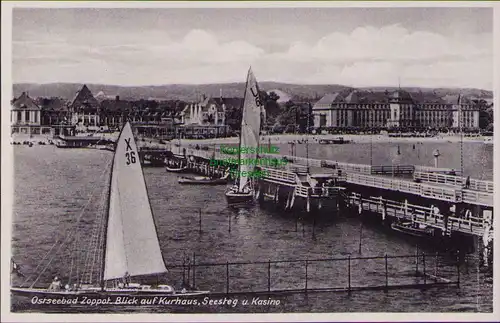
[99,142,116,291]
[236,68,251,189]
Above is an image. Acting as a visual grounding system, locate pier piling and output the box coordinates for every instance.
[304,260,309,292]
[268,260,271,292]
[434,252,438,278]
[385,254,389,292]
[226,261,230,294]
[415,247,419,277]
[348,255,351,292]
[423,253,427,285]
[198,209,202,234]
[193,252,196,289]
[358,222,363,254]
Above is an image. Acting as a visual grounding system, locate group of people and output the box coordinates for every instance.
[47,277,78,292]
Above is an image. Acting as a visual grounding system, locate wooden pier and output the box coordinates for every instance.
[160,143,493,242]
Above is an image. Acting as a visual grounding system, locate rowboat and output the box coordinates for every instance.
[166,165,188,173]
[178,176,228,185]
[178,171,229,185]
[391,220,436,238]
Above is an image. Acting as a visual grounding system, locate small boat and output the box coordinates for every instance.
[178,175,228,185]
[225,67,263,206]
[166,165,188,173]
[391,220,436,238]
[11,122,209,301]
[142,154,165,167]
[319,137,349,144]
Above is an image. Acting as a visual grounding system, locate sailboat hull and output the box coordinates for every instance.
[225,190,254,206]
[11,287,209,299]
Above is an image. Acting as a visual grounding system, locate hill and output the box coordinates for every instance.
[12,82,350,102]
[12,82,492,102]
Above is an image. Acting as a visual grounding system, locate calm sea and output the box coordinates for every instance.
[10,141,493,313]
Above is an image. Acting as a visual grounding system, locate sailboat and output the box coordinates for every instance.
[225,67,264,206]
[11,122,209,299]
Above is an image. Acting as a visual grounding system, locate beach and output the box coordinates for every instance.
[10,133,492,151]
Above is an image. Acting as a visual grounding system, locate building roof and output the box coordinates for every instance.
[70,85,100,109]
[100,99,134,113]
[314,89,477,108]
[37,97,68,111]
[440,94,472,105]
[11,92,41,110]
[182,97,242,114]
[313,93,341,109]
[388,89,413,103]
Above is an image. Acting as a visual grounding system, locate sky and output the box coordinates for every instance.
[11,7,493,89]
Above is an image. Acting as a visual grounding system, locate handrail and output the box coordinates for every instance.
[347,173,460,203]
[414,171,493,194]
[349,194,488,236]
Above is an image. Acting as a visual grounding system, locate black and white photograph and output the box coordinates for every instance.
[1,1,497,320]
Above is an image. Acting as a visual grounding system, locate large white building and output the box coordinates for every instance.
[312,89,481,130]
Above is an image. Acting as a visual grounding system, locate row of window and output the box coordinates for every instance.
[12,111,39,123]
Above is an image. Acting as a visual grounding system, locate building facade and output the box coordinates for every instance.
[313,89,480,130]
[181,95,227,126]
[69,84,102,132]
[10,92,53,135]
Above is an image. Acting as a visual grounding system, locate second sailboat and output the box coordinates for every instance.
[225,67,265,206]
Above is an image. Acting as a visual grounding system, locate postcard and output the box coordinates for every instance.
[1,1,498,322]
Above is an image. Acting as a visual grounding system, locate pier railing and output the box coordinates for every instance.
[346,173,462,203]
[413,171,493,194]
[166,253,459,296]
[349,194,488,236]
[414,165,463,176]
[462,190,494,207]
[260,167,298,185]
[171,146,469,180]
[371,165,414,175]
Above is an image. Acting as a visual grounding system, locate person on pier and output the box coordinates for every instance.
[464,176,471,189]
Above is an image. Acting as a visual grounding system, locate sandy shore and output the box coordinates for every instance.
[10,133,491,148]
[179,134,491,146]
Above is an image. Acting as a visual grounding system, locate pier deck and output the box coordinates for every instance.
[167,145,493,208]
[349,193,487,236]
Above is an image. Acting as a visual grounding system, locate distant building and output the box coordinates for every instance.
[36,97,70,126]
[69,84,101,132]
[178,95,237,138]
[99,96,134,129]
[10,92,52,136]
[313,89,480,130]
[181,95,227,126]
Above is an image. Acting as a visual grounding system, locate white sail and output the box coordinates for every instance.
[103,122,167,281]
[238,68,264,191]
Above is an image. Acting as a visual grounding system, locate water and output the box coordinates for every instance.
[10,144,493,313]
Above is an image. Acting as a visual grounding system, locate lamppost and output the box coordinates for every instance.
[433,149,441,168]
